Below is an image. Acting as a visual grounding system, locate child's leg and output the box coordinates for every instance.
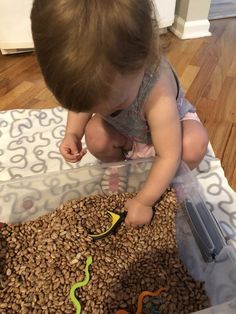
[85,114,133,162]
[181,117,209,170]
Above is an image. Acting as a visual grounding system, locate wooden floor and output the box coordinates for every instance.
[209,0,236,20]
[0,18,235,191]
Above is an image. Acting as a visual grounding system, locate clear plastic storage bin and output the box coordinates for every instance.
[1,159,236,313]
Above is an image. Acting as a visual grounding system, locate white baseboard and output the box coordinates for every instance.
[0,41,34,55]
[1,48,34,55]
[170,15,212,39]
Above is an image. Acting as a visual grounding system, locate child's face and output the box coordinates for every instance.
[93,68,145,116]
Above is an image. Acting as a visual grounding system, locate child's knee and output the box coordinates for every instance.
[183,128,209,166]
[85,117,109,156]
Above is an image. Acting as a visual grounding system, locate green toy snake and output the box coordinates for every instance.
[70,255,93,314]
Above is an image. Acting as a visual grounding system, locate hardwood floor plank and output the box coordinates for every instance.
[204,55,230,101]
[222,123,236,189]
[197,77,236,123]
[196,92,235,191]
[204,120,232,160]
[186,54,217,105]
[190,37,220,68]
[0,55,36,97]
[0,53,31,74]
[214,76,236,122]
[0,81,34,109]
[228,58,236,76]
[25,98,57,109]
[232,162,236,191]
[166,38,203,77]
[35,87,56,103]
[195,97,216,124]
[180,65,200,93]
[218,19,236,69]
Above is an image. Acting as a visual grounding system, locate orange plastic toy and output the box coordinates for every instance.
[115,287,167,314]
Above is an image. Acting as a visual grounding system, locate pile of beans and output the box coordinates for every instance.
[0,189,210,313]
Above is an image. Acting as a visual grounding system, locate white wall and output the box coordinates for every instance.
[153,0,176,28]
[175,0,211,21]
[0,0,33,51]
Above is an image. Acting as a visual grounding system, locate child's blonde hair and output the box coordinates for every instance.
[31,0,161,112]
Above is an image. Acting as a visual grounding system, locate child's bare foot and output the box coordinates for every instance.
[101,165,130,195]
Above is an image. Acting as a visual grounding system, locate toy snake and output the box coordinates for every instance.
[115,287,167,314]
[70,255,92,314]
[88,210,127,240]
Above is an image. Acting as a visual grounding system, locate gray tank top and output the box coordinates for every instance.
[101,58,195,145]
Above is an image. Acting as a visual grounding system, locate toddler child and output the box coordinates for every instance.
[31,0,209,227]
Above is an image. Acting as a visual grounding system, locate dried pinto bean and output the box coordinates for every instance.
[0,190,210,313]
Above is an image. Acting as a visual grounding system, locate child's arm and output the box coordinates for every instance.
[60,111,92,162]
[125,66,181,226]
[65,111,92,138]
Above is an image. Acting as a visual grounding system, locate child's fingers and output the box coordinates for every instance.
[74,148,87,157]
[64,155,79,163]
[125,217,135,228]
[63,147,87,163]
[61,147,78,162]
[74,149,87,160]
[125,217,143,228]
[62,147,74,158]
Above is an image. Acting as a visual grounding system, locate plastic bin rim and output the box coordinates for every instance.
[0,157,156,186]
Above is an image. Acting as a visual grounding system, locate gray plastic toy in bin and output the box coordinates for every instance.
[0,159,236,313]
[173,161,227,263]
[173,162,236,313]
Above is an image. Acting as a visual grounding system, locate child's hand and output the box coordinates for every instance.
[124,198,153,227]
[59,133,87,163]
